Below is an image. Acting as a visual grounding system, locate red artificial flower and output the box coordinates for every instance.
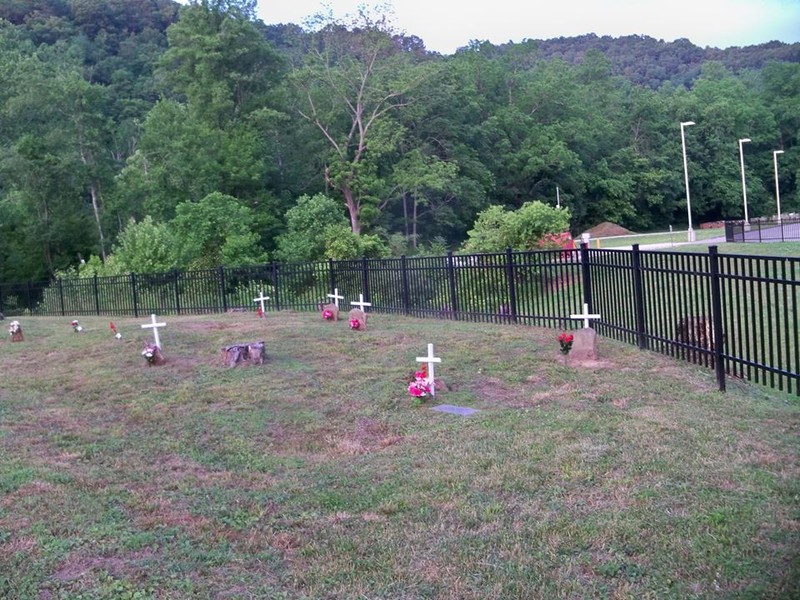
[322,309,334,320]
[109,322,117,333]
[257,306,264,318]
[349,318,361,329]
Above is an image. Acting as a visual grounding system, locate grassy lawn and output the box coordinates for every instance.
[594,228,724,248]
[1,314,799,599]
[675,241,800,258]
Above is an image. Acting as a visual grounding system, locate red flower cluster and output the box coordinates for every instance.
[322,309,334,320]
[349,318,361,330]
[558,332,574,355]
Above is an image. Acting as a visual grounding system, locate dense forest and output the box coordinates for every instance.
[1,0,798,283]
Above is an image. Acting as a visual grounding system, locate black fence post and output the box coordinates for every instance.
[271,262,280,311]
[580,242,593,310]
[446,251,458,319]
[58,278,65,316]
[505,247,518,323]
[401,255,410,316]
[708,246,727,392]
[93,274,100,315]
[130,273,139,318]
[25,280,32,314]
[631,244,647,349]
[173,270,181,315]
[361,256,370,304]
[328,258,336,294]
[218,266,227,313]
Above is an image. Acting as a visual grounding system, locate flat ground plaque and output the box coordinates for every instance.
[431,404,479,416]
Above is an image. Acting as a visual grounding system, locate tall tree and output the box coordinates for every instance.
[290,11,420,233]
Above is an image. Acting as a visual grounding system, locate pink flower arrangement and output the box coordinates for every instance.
[71,320,83,333]
[407,365,432,398]
[322,309,334,320]
[349,318,361,329]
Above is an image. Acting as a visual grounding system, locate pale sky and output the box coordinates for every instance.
[256,0,800,53]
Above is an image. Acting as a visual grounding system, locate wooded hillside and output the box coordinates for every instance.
[1,0,798,282]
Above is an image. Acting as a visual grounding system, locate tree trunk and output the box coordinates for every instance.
[342,185,361,234]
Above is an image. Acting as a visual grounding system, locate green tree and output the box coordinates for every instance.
[111,215,177,274]
[171,192,267,268]
[290,11,420,233]
[274,193,349,262]
[464,202,570,253]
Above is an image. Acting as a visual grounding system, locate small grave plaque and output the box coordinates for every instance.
[431,404,479,416]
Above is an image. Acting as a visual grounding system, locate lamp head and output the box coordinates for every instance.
[774,149,784,155]
[739,138,751,144]
[681,121,695,127]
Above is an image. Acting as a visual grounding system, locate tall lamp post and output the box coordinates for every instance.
[773,150,784,223]
[738,138,751,224]
[680,121,696,241]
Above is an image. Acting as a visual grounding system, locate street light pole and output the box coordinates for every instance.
[773,150,784,223]
[738,138,751,225]
[680,121,695,241]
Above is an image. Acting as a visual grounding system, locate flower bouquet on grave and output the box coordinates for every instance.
[349,318,361,330]
[558,332,574,364]
[407,365,433,402]
[71,320,83,333]
[323,308,335,321]
[109,321,122,339]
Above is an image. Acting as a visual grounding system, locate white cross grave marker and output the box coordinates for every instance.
[570,303,601,329]
[416,343,442,396]
[350,293,372,312]
[141,313,166,348]
[253,290,270,314]
[327,288,344,308]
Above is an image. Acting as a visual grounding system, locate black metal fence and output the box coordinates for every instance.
[725,216,800,242]
[2,246,798,395]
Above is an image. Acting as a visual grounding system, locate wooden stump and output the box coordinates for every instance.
[348,308,367,330]
[142,344,166,367]
[221,341,266,367]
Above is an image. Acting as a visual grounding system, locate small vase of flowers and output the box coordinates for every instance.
[558,332,574,365]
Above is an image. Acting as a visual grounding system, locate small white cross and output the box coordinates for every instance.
[327,288,344,308]
[570,303,601,329]
[416,343,442,396]
[141,313,166,348]
[350,293,372,312]
[253,290,270,314]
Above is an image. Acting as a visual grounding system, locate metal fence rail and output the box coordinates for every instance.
[2,245,798,395]
[725,216,800,242]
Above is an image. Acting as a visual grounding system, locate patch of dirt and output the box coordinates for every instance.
[473,377,518,404]
[583,222,633,237]
[324,418,405,456]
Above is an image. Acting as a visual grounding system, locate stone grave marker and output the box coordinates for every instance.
[567,303,601,361]
[348,308,366,330]
[322,303,339,321]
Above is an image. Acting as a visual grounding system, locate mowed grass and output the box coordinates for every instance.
[1,314,798,599]
[595,228,725,249]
